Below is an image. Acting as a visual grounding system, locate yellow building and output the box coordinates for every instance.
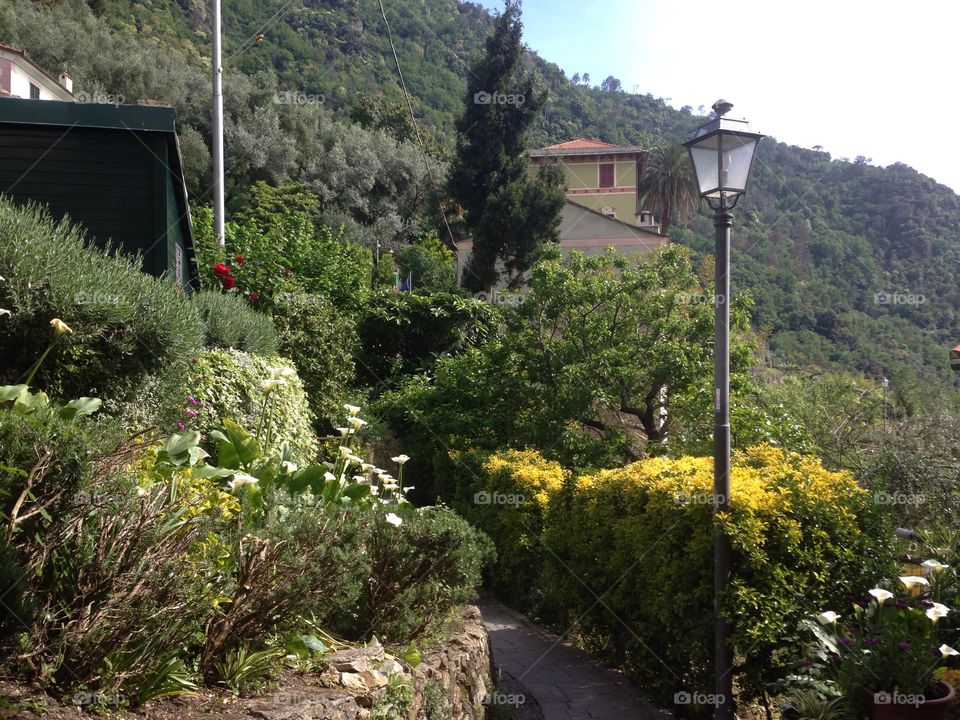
[529,138,658,229]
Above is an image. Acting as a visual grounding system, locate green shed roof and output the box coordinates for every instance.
[0,97,198,288]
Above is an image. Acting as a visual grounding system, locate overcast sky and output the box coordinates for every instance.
[474,0,960,193]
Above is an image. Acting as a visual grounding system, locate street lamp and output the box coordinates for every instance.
[684,99,763,720]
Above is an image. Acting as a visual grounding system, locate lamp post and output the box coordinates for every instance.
[684,100,763,720]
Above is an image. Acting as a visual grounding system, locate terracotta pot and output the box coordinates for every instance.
[868,682,956,720]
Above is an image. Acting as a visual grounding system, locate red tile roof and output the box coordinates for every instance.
[541,138,620,150]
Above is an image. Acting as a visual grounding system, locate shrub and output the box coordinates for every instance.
[356,291,499,390]
[192,290,277,354]
[339,506,495,644]
[271,293,356,432]
[200,497,368,679]
[183,349,317,463]
[443,449,566,608]
[541,445,896,706]
[1,434,219,695]
[0,198,203,410]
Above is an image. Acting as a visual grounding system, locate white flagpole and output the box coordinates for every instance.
[211,0,225,246]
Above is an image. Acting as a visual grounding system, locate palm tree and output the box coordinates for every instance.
[638,142,698,236]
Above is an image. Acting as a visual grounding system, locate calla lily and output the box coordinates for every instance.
[392,454,410,465]
[336,427,351,436]
[281,461,298,474]
[385,512,403,527]
[347,416,367,429]
[0,308,11,317]
[868,588,894,604]
[261,378,287,393]
[818,611,841,625]
[344,403,361,415]
[942,645,960,657]
[323,471,336,483]
[899,576,930,594]
[50,318,72,336]
[361,463,376,471]
[228,472,259,491]
[338,446,352,458]
[402,486,414,493]
[926,602,950,621]
[922,560,950,574]
[270,366,296,380]
[346,454,363,465]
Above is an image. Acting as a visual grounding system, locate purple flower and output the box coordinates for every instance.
[846,626,859,634]
[855,599,868,608]
[897,641,912,651]
[920,600,934,608]
[896,600,908,609]
[865,637,879,647]
[177,421,185,431]
[187,395,199,406]
[839,637,856,646]
[184,408,198,418]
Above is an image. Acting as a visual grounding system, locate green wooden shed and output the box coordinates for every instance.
[0,97,198,288]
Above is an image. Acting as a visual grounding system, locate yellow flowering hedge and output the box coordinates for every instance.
[540,444,895,704]
[446,449,567,606]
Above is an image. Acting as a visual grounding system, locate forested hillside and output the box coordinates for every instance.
[1,0,958,394]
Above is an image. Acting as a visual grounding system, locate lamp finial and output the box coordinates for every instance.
[712,99,734,116]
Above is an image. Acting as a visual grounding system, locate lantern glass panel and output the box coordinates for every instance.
[722,135,758,193]
[689,137,720,195]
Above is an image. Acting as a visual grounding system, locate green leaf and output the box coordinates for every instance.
[191,465,234,480]
[342,484,371,503]
[157,431,202,467]
[286,465,328,494]
[300,634,328,655]
[64,396,101,418]
[0,385,28,403]
[215,418,259,469]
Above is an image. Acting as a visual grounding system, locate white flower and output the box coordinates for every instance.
[228,472,259,491]
[270,366,296,380]
[899,576,930,593]
[50,318,72,336]
[347,416,367,429]
[344,403,361,415]
[361,463,376,471]
[261,378,287,393]
[0,308,11,317]
[868,588,894,604]
[136,486,149,497]
[336,427,351,436]
[926,602,950,621]
[338,446,352,458]
[922,560,950,575]
[941,644,960,657]
[324,471,336,483]
[352,475,367,483]
[391,454,410,465]
[818,611,841,625]
[281,461,298,474]
[346,454,363,465]
[402,486,414,493]
[385,512,403,527]
[383,481,399,491]
[370,486,380,496]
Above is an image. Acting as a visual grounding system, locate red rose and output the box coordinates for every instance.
[221,275,236,290]
[212,262,231,277]
[249,292,259,301]
[235,255,246,264]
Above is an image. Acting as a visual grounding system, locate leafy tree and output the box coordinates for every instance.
[447,0,565,291]
[600,75,622,93]
[396,233,458,292]
[638,141,698,235]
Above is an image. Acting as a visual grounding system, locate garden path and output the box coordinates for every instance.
[479,600,673,720]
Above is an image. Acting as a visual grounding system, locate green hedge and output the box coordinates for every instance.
[0,198,203,409]
[447,445,895,707]
[271,293,356,432]
[184,349,317,463]
[191,290,278,354]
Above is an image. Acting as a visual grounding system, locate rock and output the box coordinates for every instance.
[327,647,384,674]
[245,688,358,720]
